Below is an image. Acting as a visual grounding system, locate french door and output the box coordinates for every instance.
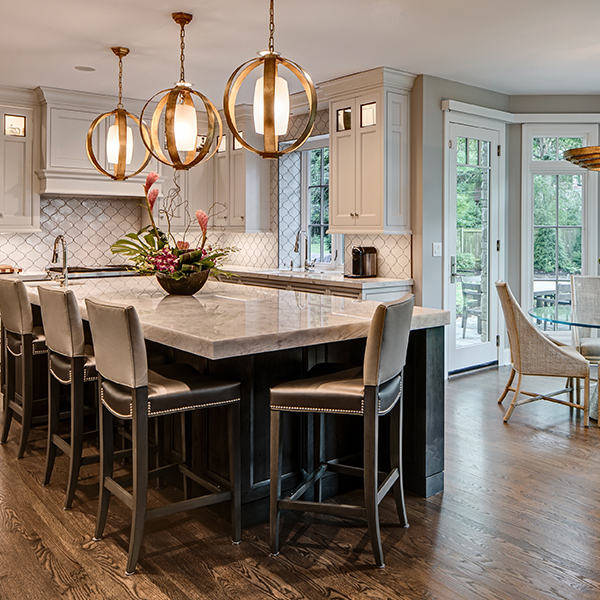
[447,122,501,373]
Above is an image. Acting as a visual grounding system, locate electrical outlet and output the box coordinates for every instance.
[432,242,442,257]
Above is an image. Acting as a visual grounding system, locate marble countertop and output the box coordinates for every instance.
[25,276,449,360]
[222,265,413,289]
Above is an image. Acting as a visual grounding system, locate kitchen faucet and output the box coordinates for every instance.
[293,229,316,272]
[51,235,68,287]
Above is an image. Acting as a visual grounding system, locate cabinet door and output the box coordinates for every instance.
[384,91,410,230]
[355,94,382,227]
[229,142,246,229]
[213,134,229,227]
[0,107,36,230]
[187,159,213,226]
[330,99,356,227]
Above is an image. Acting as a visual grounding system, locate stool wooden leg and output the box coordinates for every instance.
[126,389,149,576]
[269,409,282,556]
[228,402,241,544]
[0,340,13,444]
[313,413,324,503]
[43,369,61,486]
[390,399,408,528]
[17,339,33,459]
[364,394,384,568]
[181,412,190,500]
[65,366,84,509]
[94,397,114,542]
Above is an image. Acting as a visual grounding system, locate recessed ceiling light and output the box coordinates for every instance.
[74,66,96,72]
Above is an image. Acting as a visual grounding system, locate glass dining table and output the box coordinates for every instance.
[529,305,600,421]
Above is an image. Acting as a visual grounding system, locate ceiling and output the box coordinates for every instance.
[3,0,600,107]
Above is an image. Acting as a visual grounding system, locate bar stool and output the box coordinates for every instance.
[269,294,414,568]
[0,277,47,458]
[85,297,242,575]
[38,285,99,509]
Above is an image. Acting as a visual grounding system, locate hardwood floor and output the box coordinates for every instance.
[1,366,600,599]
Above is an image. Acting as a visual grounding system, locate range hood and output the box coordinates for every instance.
[35,87,154,198]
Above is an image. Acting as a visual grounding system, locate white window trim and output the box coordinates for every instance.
[520,123,599,313]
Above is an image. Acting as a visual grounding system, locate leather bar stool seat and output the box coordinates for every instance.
[270,294,414,568]
[86,297,242,576]
[38,285,100,509]
[0,277,48,458]
[48,346,97,383]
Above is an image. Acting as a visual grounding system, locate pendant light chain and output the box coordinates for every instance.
[117,54,124,108]
[268,0,275,53]
[179,21,186,83]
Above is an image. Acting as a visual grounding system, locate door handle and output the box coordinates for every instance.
[450,255,458,283]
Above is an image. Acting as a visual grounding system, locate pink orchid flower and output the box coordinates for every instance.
[147,188,159,211]
[196,210,209,234]
[176,241,190,250]
[144,172,159,192]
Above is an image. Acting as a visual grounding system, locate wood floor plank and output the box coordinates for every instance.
[2,366,600,599]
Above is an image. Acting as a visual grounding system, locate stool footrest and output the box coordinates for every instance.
[146,490,232,521]
[279,499,366,519]
[179,465,224,495]
[289,464,327,502]
[377,469,399,504]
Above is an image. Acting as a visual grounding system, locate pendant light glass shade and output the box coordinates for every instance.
[107,123,133,164]
[173,103,197,152]
[140,13,222,170]
[253,74,289,135]
[223,0,316,159]
[86,47,150,180]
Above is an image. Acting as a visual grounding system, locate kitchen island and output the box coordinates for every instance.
[25,276,449,523]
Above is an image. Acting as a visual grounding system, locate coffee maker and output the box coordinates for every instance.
[346,246,377,278]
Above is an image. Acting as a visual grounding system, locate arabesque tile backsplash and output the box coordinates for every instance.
[0,196,142,272]
[0,108,411,279]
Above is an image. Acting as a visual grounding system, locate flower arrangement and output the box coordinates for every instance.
[111,172,237,281]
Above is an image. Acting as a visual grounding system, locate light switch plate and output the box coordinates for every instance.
[432,242,442,257]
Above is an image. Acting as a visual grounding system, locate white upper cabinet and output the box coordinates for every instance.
[211,105,271,232]
[0,87,40,232]
[321,68,415,235]
[35,87,158,197]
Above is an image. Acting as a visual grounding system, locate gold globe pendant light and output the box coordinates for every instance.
[140,12,222,171]
[223,0,317,159]
[563,146,600,171]
[86,47,151,180]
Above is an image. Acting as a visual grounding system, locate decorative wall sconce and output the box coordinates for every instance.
[223,0,317,159]
[86,47,150,180]
[140,12,222,171]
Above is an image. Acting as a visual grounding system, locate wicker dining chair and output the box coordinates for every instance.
[495,281,591,426]
[570,275,600,366]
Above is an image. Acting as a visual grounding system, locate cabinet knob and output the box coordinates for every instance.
[0,213,3,218]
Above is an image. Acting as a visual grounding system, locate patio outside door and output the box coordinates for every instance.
[447,122,500,373]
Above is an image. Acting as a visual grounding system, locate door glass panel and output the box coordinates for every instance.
[532,172,582,329]
[457,137,467,164]
[558,174,582,225]
[468,138,479,165]
[534,175,557,226]
[455,136,490,348]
